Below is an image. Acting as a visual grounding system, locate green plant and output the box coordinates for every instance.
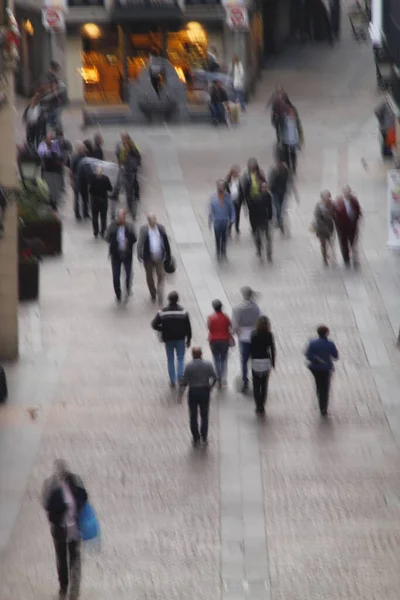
[17,178,59,224]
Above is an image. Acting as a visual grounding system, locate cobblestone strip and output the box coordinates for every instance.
[151,137,271,600]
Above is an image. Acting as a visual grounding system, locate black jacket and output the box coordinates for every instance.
[268,165,289,198]
[151,303,192,343]
[248,191,273,228]
[137,224,171,263]
[250,331,276,368]
[89,174,112,200]
[43,473,87,540]
[210,85,228,104]
[91,145,104,161]
[106,222,137,259]
[224,176,244,208]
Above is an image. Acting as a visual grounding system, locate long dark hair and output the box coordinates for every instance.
[226,164,240,183]
[256,315,271,335]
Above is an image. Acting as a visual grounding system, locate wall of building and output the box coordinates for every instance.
[66,36,84,102]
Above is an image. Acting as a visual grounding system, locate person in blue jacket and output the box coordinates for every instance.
[305,325,339,415]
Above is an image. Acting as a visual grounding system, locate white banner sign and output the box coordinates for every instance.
[387,169,400,249]
[42,7,65,32]
[225,5,249,30]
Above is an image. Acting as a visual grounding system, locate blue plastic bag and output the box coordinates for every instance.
[78,502,100,541]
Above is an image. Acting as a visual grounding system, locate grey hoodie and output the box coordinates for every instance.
[232,300,262,342]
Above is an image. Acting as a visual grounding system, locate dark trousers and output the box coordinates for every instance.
[337,227,358,265]
[253,224,272,259]
[124,172,140,219]
[311,369,331,414]
[214,221,228,259]
[91,196,108,236]
[240,341,252,384]
[273,192,286,231]
[233,200,242,232]
[53,538,81,596]
[111,254,132,300]
[188,387,210,442]
[252,370,270,410]
[283,144,297,174]
[74,182,89,218]
[210,340,229,381]
[210,102,226,124]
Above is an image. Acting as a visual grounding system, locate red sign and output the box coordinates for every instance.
[42,8,65,32]
[226,5,249,30]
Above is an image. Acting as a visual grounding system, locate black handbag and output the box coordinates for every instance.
[163,256,176,274]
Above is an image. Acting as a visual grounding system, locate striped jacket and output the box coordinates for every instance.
[151,303,192,344]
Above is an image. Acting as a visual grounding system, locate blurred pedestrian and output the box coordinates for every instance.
[230,54,246,112]
[266,85,292,143]
[137,213,171,303]
[92,133,104,160]
[41,61,68,130]
[113,132,141,218]
[334,185,362,268]
[42,459,87,600]
[106,208,137,302]
[151,291,192,388]
[281,106,304,175]
[311,190,336,265]
[89,166,112,238]
[70,142,89,220]
[207,299,232,388]
[250,316,276,414]
[247,181,274,261]
[241,158,266,213]
[180,347,217,446]
[232,286,262,393]
[225,164,243,234]
[305,325,339,416]
[209,80,228,125]
[268,159,289,234]
[208,180,235,261]
[38,132,63,210]
[23,93,44,148]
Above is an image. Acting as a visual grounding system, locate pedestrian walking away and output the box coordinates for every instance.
[247,181,274,261]
[241,158,266,219]
[112,132,141,217]
[232,286,262,392]
[91,133,104,160]
[334,185,362,268]
[305,325,339,416]
[268,159,289,234]
[209,80,229,125]
[208,180,235,261]
[42,459,87,600]
[311,190,336,265]
[180,347,217,446]
[230,54,246,112]
[207,299,232,388]
[151,290,192,387]
[250,316,276,414]
[23,93,44,149]
[70,142,89,220]
[106,208,137,302]
[38,132,64,210]
[281,106,304,175]
[225,165,243,234]
[89,167,112,238]
[266,85,293,143]
[137,213,171,304]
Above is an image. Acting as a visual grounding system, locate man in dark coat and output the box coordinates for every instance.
[137,213,171,304]
[248,182,274,261]
[334,185,362,267]
[42,460,87,599]
[106,208,137,302]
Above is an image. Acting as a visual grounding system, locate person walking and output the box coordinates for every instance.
[112,132,141,213]
[241,158,266,214]
[281,106,304,175]
[230,54,246,112]
[91,133,104,160]
[137,213,171,303]
[23,93,44,148]
[38,132,64,210]
[151,291,192,387]
[42,459,87,600]
[232,286,262,392]
[334,185,362,268]
[268,159,289,234]
[311,190,336,265]
[209,80,229,125]
[208,180,235,261]
[247,181,274,261]
[106,208,137,302]
[250,316,276,414]
[180,347,217,446]
[207,299,232,388]
[305,325,339,416]
[70,142,89,220]
[89,167,112,238]
[40,61,68,130]
[266,85,293,143]
[225,165,243,234]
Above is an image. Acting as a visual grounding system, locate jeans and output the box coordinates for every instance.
[240,341,252,385]
[188,387,210,442]
[165,339,186,384]
[53,538,81,597]
[210,340,229,381]
[252,371,270,410]
[233,88,246,111]
[214,221,229,259]
[111,254,132,300]
[254,224,272,260]
[273,192,285,231]
[210,102,226,124]
[311,369,331,414]
[91,196,108,236]
[233,200,242,233]
[282,144,297,174]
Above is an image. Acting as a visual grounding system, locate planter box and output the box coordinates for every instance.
[19,260,39,301]
[20,219,62,255]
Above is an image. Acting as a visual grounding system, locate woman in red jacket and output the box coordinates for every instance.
[207,299,232,388]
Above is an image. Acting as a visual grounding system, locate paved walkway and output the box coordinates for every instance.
[2,22,400,600]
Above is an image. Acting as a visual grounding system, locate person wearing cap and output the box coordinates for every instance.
[208,180,235,261]
[232,286,262,392]
[89,166,113,238]
[207,299,232,387]
[180,347,217,445]
[42,460,87,599]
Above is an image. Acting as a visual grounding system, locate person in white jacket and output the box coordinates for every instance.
[230,55,246,112]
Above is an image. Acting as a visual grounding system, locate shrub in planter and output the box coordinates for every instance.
[19,250,39,301]
[17,178,62,255]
